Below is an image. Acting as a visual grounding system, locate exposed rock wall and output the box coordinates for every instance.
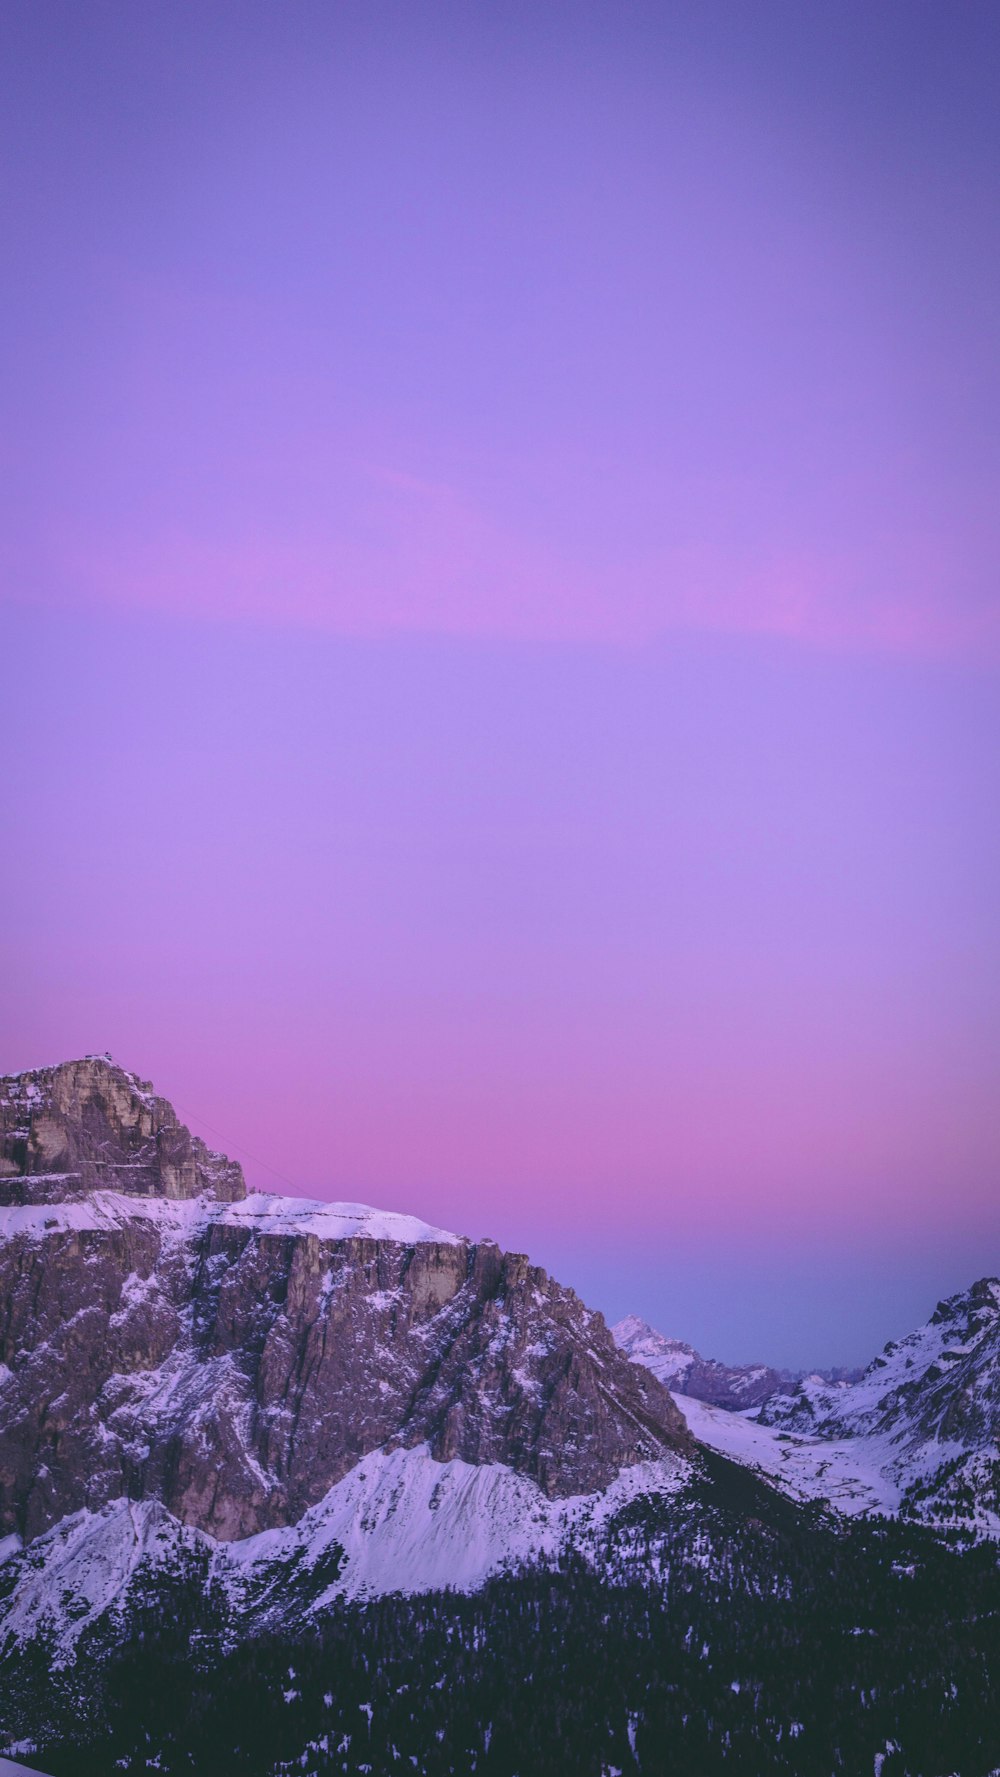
[0,1057,245,1204]
[0,1060,688,1543]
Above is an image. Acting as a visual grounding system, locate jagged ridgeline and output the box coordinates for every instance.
[1,1058,999,1777]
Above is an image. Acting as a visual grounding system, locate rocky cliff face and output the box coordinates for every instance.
[0,1057,245,1204]
[0,1059,689,1546]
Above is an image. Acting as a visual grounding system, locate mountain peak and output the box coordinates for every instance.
[0,1055,246,1205]
[929,1275,1000,1328]
[0,1057,691,1542]
[612,1315,786,1410]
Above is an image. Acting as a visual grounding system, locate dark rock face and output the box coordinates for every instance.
[0,1057,246,1204]
[0,1060,689,1544]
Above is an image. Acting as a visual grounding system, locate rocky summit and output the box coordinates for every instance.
[0,1058,689,1546]
[1,1062,999,1777]
[0,1056,245,1205]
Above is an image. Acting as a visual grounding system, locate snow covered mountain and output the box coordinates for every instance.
[0,1058,690,1640]
[615,1291,1000,1535]
[611,1314,789,1409]
[630,1281,1000,1535]
[3,1059,1000,1776]
[758,1278,1000,1530]
[611,1283,1000,1536]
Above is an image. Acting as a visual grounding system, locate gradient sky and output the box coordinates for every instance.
[2,1,999,1366]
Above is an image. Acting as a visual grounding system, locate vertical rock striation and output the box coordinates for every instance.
[0,1058,689,1544]
[0,1056,245,1204]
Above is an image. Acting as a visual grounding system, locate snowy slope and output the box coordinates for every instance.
[616,1282,1000,1534]
[760,1278,1000,1530]
[0,1443,691,1664]
[674,1395,899,1516]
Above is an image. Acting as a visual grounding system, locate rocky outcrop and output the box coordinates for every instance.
[0,1060,689,1544]
[0,1057,245,1204]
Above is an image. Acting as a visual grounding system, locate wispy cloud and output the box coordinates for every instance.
[17,456,996,663]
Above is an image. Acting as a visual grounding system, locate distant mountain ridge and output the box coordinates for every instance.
[615,1285,1000,1536]
[611,1314,859,1411]
[611,1314,788,1408]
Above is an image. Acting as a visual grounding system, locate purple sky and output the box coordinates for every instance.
[2,1,999,1364]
